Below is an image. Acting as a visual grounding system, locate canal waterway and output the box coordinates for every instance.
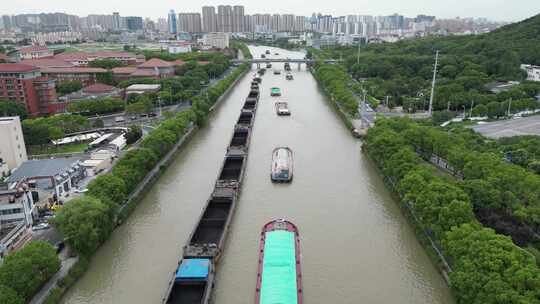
[62,46,454,304]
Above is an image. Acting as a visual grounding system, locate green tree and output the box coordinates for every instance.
[0,100,27,118]
[87,173,128,207]
[125,125,142,144]
[89,59,125,69]
[52,196,114,256]
[0,285,24,304]
[0,242,60,301]
[56,81,83,95]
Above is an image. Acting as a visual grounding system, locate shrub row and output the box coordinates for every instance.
[312,63,359,116]
[364,117,540,304]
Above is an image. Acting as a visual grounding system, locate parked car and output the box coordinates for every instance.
[54,241,65,254]
[114,116,125,123]
[32,223,50,231]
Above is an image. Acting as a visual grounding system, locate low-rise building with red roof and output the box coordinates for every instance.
[41,67,108,86]
[19,46,54,60]
[58,83,123,104]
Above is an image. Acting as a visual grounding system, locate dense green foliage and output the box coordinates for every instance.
[0,242,60,301]
[125,125,142,144]
[312,14,540,114]
[88,59,125,69]
[0,100,27,118]
[53,64,248,259]
[230,40,253,59]
[67,97,124,115]
[22,114,89,146]
[52,196,115,256]
[56,81,83,96]
[0,285,23,304]
[139,50,230,64]
[312,63,358,116]
[364,117,540,303]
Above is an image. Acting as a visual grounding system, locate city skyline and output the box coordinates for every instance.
[1,0,538,22]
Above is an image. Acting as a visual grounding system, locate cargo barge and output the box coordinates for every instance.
[270,87,281,97]
[163,83,260,304]
[163,258,214,304]
[271,147,293,182]
[275,102,291,116]
[255,219,302,304]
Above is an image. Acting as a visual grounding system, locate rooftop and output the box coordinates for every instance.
[130,69,159,77]
[112,67,137,74]
[19,45,50,53]
[138,58,174,68]
[82,83,116,93]
[126,84,161,91]
[7,158,81,183]
[21,58,74,68]
[0,63,39,73]
[41,67,108,74]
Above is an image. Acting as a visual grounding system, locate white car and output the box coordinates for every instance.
[32,223,50,231]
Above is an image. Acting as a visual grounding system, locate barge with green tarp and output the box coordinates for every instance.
[255,219,302,304]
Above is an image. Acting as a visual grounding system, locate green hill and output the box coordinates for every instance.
[325,14,540,112]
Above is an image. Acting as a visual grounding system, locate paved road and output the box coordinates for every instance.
[470,115,540,138]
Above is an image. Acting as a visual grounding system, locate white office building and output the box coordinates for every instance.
[521,64,540,82]
[0,117,28,174]
[203,32,230,49]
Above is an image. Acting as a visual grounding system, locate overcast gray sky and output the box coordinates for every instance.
[2,0,539,21]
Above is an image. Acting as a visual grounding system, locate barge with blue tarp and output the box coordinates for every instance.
[163,258,214,304]
[255,219,302,304]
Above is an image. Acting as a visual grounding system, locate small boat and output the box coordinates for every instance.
[270,147,293,182]
[273,70,281,75]
[286,73,293,80]
[266,63,272,69]
[255,219,302,304]
[270,87,281,97]
[275,102,290,116]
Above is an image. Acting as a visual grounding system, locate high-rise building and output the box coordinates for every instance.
[178,13,202,33]
[157,18,168,32]
[125,16,143,31]
[202,6,217,32]
[168,10,177,34]
[217,5,233,32]
[294,16,306,32]
[112,12,121,30]
[1,16,11,30]
[233,6,245,32]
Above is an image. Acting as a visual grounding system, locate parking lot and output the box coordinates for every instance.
[470,115,540,138]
